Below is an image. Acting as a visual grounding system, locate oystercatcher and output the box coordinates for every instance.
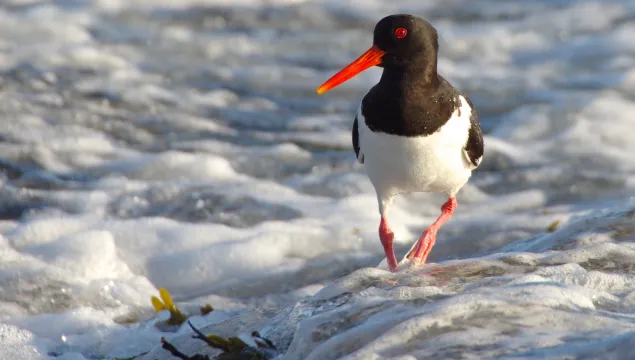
[317,14,484,272]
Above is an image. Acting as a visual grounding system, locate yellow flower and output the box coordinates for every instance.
[150,288,187,325]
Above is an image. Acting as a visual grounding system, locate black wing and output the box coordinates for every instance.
[464,108,484,168]
[352,115,364,164]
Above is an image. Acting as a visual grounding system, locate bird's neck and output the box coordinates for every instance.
[378,55,439,91]
[362,54,456,137]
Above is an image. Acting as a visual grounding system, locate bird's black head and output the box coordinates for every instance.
[373,14,438,68]
[317,14,439,94]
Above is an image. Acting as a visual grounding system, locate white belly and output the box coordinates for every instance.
[358,95,474,199]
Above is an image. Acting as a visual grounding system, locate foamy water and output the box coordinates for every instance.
[1,0,635,359]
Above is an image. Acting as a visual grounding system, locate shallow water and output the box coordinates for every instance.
[1,0,635,359]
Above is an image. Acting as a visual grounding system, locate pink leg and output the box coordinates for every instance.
[407,197,457,264]
[379,217,399,272]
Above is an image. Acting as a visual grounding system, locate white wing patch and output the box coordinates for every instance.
[463,148,481,169]
[356,104,365,163]
[357,151,365,163]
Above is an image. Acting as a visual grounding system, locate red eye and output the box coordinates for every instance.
[394,28,408,39]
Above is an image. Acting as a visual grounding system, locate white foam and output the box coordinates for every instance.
[0,324,50,360]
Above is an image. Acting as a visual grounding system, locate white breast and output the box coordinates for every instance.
[358,95,474,200]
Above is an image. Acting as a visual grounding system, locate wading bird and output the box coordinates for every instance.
[317,14,484,272]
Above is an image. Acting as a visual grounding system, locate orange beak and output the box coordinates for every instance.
[316,45,386,94]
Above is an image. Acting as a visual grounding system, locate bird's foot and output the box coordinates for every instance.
[406,227,437,265]
[378,256,422,272]
[404,197,455,266]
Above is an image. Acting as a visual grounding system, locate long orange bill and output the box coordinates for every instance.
[316,45,386,94]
